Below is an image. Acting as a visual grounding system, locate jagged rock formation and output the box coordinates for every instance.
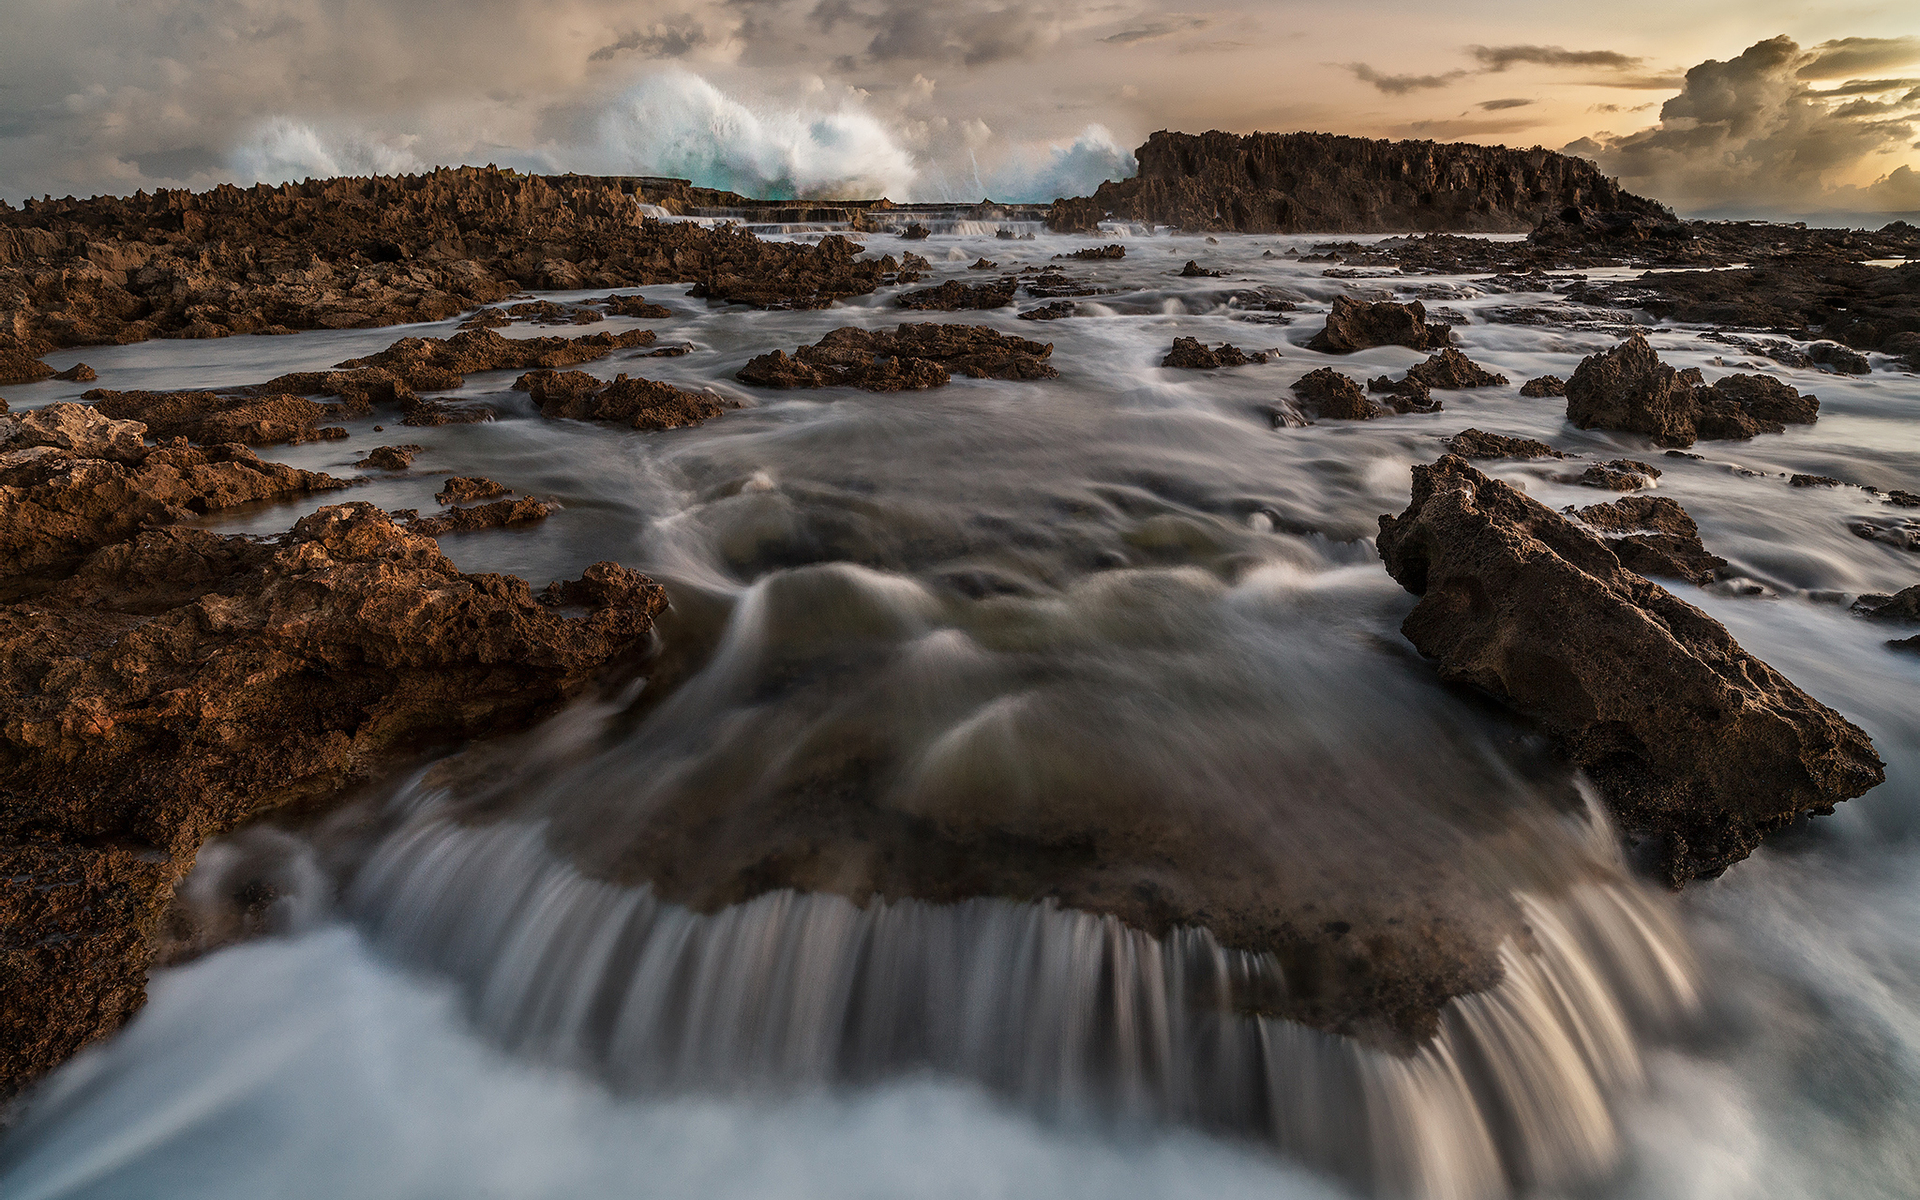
[1565,333,1820,448]
[1573,495,1728,585]
[0,168,923,376]
[1046,131,1670,234]
[737,324,1057,391]
[1378,456,1883,883]
[1292,368,1380,419]
[897,278,1018,311]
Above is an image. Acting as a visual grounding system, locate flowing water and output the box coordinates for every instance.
[2,231,1918,1200]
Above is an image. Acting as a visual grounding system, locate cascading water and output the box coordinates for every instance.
[2,228,1916,1200]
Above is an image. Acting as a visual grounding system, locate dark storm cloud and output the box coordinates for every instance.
[1796,37,1920,80]
[1478,98,1533,111]
[590,18,711,61]
[1470,44,1642,72]
[1813,78,1920,98]
[1582,35,1920,214]
[1346,64,1470,95]
[816,0,1068,66]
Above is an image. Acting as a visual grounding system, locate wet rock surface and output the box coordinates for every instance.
[356,444,422,470]
[0,500,667,1098]
[1306,297,1452,354]
[408,496,553,536]
[1564,333,1820,449]
[1378,456,1884,884]
[737,324,1057,391]
[1577,459,1663,491]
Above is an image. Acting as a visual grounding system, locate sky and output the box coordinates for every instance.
[1,0,1917,219]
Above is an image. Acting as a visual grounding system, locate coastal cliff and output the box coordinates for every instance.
[1046,130,1671,234]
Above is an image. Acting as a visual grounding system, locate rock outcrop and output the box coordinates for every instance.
[1291,368,1381,419]
[1565,334,1821,449]
[1307,297,1452,353]
[0,502,667,1098]
[896,278,1019,311]
[737,324,1057,391]
[1046,130,1670,234]
[1377,456,1883,883]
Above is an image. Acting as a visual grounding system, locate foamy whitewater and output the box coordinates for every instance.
[1,229,1917,1200]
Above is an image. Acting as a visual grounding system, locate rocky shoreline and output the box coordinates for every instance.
[1,148,1915,1107]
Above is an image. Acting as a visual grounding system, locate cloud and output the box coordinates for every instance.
[1478,98,1533,111]
[1797,36,1920,80]
[1470,44,1641,72]
[822,0,1071,67]
[590,19,711,62]
[1347,64,1469,95]
[1578,35,1920,216]
[1588,102,1654,114]
[1813,78,1920,98]
[1102,16,1210,45]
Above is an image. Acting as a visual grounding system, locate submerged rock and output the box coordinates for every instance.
[0,503,668,1098]
[1377,456,1884,883]
[52,363,97,383]
[737,324,1057,391]
[1017,301,1077,321]
[896,278,1018,311]
[435,476,508,504]
[1577,459,1663,491]
[1852,586,1920,622]
[1306,297,1452,354]
[409,496,551,536]
[1291,368,1382,419]
[1519,375,1566,398]
[356,444,423,470]
[1444,429,1566,460]
[1162,337,1269,369]
[1054,244,1125,261]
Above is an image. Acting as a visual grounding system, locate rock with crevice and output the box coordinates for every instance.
[1573,495,1728,585]
[1377,455,1884,884]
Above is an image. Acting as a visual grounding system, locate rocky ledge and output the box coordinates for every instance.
[1378,456,1883,883]
[737,324,1057,391]
[0,404,669,1100]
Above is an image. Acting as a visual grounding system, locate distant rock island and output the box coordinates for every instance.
[1046,130,1673,234]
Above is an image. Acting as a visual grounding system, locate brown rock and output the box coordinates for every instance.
[1017,301,1077,321]
[1520,375,1566,398]
[1054,244,1126,261]
[53,363,98,383]
[436,476,509,504]
[1162,337,1269,369]
[0,503,668,1096]
[0,340,55,386]
[356,444,423,470]
[596,295,673,319]
[1,401,148,462]
[738,324,1056,391]
[1579,459,1663,491]
[1377,456,1884,883]
[1574,495,1728,585]
[87,389,346,447]
[1306,297,1452,353]
[1404,347,1508,389]
[515,370,733,429]
[968,258,999,270]
[897,278,1018,311]
[900,224,931,240]
[409,496,551,535]
[1292,368,1382,419]
[0,438,348,585]
[1852,586,1920,621]
[1179,260,1222,278]
[1790,474,1843,488]
[1564,332,1700,448]
[1444,429,1567,460]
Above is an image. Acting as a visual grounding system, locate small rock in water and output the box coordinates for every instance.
[1790,474,1843,488]
[1444,429,1566,460]
[1291,368,1381,420]
[1578,459,1663,491]
[1161,337,1268,369]
[435,476,509,504]
[355,444,423,471]
[1852,585,1920,621]
[1179,260,1222,277]
[1519,374,1567,398]
[53,363,98,382]
[1305,296,1452,353]
[1017,301,1077,321]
